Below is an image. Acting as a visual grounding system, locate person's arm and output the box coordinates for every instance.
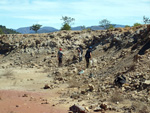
[90,52,92,59]
[57,52,59,59]
[62,52,65,56]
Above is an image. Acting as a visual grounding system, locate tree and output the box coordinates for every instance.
[99,19,114,30]
[0,25,19,34]
[60,16,75,30]
[133,23,141,27]
[108,24,115,29]
[143,16,150,24]
[61,23,71,30]
[30,24,42,33]
[0,28,3,34]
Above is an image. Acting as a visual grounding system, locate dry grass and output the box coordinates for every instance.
[110,91,124,103]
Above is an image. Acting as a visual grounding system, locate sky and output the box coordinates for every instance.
[0,0,150,29]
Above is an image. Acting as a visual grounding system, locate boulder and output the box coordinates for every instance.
[69,104,86,113]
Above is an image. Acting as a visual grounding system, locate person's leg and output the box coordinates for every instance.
[86,58,89,68]
[58,58,60,67]
[59,58,62,67]
[79,57,82,62]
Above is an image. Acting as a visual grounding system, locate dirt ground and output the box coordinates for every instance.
[0,68,70,113]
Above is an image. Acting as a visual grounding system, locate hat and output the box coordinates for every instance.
[59,48,62,51]
[89,46,92,49]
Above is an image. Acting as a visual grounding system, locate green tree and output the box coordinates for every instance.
[99,19,114,30]
[86,28,92,32]
[108,24,115,29]
[143,16,150,24]
[61,23,71,30]
[30,24,42,33]
[60,16,75,30]
[133,23,141,27]
[0,25,19,34]
[0,28,3,34]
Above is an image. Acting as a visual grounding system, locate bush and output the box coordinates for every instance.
[61,23,71,30]
[133,23,141,27]
[0,28,3,34]
[108,24,115,29]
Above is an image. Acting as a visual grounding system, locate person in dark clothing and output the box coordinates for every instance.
[85,46,92,68]
[57,48,64,67]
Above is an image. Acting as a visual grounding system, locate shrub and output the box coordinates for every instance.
[0,28,3,34]
[61,23,71,30]
[133,23,141,27]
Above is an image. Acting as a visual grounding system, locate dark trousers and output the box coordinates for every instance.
[58,58,62,67]
[85,57,90,68]
[79,57,82,62]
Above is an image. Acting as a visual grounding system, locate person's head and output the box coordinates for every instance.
[59,48,62,51]
[89,46,92,49]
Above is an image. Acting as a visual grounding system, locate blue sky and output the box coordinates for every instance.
[0,0,150,29]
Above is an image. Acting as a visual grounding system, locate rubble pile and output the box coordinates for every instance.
[0,25,150,112]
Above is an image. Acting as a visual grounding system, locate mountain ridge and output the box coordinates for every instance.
[16,24,125,34]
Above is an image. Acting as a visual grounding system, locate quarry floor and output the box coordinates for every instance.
[0,68,70,113]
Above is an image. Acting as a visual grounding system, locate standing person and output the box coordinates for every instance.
[57,48,64,67]
[77,47,83,62]
[85,46,92,68]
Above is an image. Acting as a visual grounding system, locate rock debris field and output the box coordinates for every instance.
[0,25,150,113]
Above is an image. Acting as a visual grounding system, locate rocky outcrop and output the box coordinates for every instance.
[0,40,16,54]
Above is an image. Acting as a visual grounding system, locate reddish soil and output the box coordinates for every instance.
[0,90,68,113]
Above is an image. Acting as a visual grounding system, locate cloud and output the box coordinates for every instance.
[0,0,150,28]
[1,0,150,17]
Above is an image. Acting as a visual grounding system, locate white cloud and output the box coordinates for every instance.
[0,0,150,28]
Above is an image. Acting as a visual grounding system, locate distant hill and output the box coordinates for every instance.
[38,27,59,33]
[16,24,125,34]
[113,24,126,28]
[87,24,125,30]
[72,24,125,31]
[71,26,104,31]
[71,26,83,30]
[16,26,58,34]
[0,25,19,34]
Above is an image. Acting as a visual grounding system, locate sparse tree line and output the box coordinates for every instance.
[30,16,75,33]
[1,16,150,34]
[30,16,150,33]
